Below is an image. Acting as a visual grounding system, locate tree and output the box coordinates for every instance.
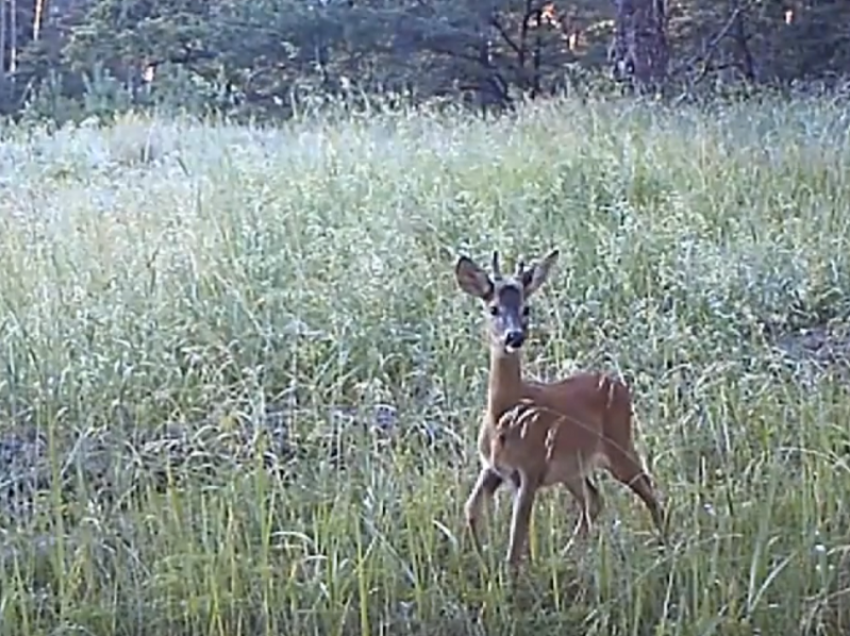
[610,0,668,94]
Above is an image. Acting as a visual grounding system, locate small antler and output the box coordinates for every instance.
[491,251,502,279]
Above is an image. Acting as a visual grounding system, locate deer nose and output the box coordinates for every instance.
[504,329,525,350]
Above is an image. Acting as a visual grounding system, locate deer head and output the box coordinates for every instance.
[455,249,559,356]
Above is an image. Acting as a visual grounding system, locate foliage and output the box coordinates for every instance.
[2,0,850,122]
[1,97,850,634]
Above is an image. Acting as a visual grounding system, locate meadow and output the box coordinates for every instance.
[0,95,849,635]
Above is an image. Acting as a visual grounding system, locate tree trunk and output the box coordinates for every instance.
[610,0,668,94]
[8,0,14,79]
[0,0,6,78]
[732,5,756,82]
[33,0,46,42]
[0,0,6,109]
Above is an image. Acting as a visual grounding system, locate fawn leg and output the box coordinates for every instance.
[506,474,537,568]
[563,474,604,536]
[504,470,527,558]
[583,477,604,529]
[509,470,521,491]
[608,450,666,538]
[464,467,505,554]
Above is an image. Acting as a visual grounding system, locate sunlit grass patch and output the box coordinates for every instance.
[1,97,849,634]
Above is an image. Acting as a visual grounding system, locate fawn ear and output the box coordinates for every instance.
[455,256,494,300]
[521,249,559,297]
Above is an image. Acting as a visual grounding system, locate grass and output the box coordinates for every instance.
[1,95,850,635]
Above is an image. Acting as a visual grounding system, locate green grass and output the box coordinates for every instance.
[1,95,850,635]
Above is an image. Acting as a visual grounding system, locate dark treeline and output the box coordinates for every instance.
[1,0,849,123]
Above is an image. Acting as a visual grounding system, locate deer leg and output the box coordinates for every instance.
[506,474,537,567]
[562,474,603,537]
[583,477,604,528]
[607,451,666,538]
[464,467,505,554]
[509,470,521,491]
[505,470,525,558]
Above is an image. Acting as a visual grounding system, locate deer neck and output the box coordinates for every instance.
[487,348,523,419]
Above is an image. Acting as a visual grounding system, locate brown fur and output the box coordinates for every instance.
[456,249,666,568]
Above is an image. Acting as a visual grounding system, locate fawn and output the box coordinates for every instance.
[456,249,666,567]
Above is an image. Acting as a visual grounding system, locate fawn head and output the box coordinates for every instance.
[455,249,559,356]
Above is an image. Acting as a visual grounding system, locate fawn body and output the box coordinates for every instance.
[456,249,665,567]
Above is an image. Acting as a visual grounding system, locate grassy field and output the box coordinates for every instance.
[1,96,850,635]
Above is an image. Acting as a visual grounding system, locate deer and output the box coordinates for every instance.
[455,248,666,568]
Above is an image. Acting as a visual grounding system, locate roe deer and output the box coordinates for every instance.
[456,249,666,567]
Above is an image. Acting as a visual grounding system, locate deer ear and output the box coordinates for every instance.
[455,256,494,300]
[521,249,559,297]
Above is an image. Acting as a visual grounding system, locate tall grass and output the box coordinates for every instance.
[1,96,850,635]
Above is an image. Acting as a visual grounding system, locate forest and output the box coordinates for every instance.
[0,0,849,122]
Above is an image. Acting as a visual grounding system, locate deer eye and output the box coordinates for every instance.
[521,306,530,317]
[489,305,499,317]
